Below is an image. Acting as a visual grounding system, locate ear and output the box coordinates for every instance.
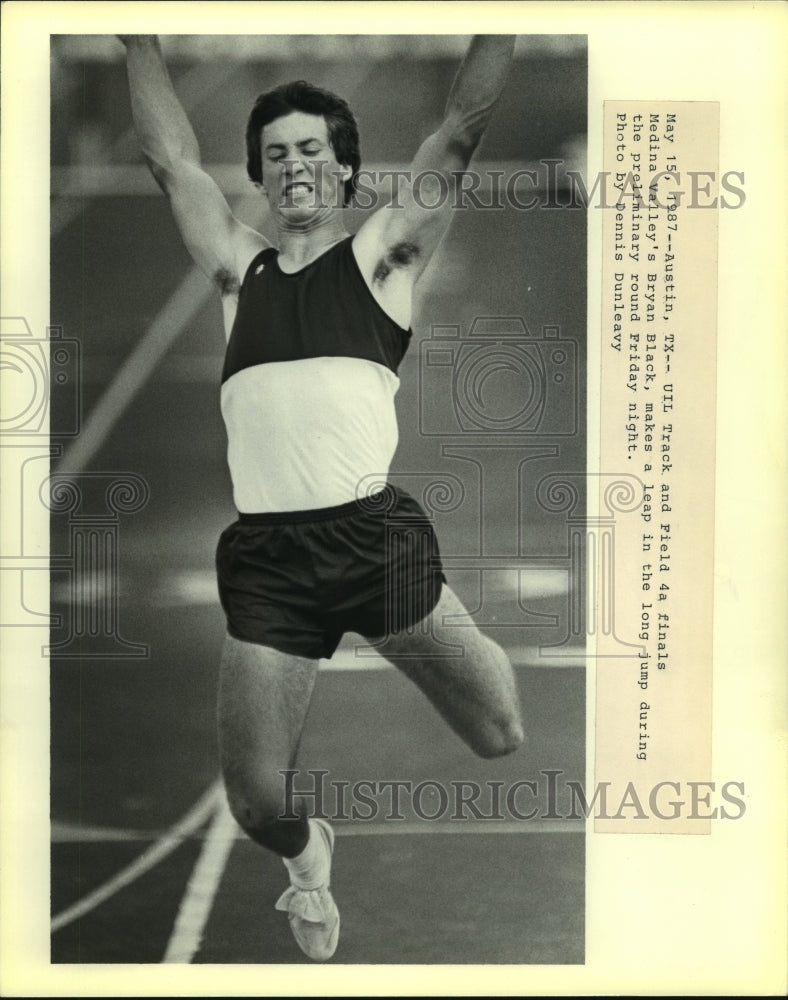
[338,163,352,182]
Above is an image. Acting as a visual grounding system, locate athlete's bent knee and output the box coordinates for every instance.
[474,715,525,759]
[224,780,308,857]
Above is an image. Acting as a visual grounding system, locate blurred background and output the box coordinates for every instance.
[49,34,587,964]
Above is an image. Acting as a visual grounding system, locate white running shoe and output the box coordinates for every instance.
[274,819,340,961]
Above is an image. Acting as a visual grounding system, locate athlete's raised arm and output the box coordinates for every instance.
[119,35,266,294]
[353,35,516,320]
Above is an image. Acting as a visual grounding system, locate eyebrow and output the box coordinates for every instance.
[264,137,324,153]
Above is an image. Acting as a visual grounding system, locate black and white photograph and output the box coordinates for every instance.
[1,2,785,996]
[47,31,587,965]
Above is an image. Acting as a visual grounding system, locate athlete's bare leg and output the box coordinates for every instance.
[218,635,319,857]
[369,585,525,759]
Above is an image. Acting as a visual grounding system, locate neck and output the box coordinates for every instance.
[276,214,349,270]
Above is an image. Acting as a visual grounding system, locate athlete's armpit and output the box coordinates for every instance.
[371,241,421,285]
[215,266,241,297]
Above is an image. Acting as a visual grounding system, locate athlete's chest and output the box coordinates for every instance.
[221,242,411,385]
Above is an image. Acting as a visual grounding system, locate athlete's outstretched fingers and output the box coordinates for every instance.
[371,586,525,759]
[217,635,320,856]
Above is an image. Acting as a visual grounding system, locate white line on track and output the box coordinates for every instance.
[50,780,223,933]
[322,645,585,672]
[56,266,213,476]
[51,821,155,843]
[62,567,573,608]
[53,812,582,845]
[54,194,260,477]
[162,794,239,963]
[332,819,581,836]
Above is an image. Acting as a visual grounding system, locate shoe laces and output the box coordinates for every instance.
[275,884,334,923]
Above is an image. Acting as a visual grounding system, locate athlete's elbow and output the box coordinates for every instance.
[145,156,172,193]
[443,108,491,164]
[145,149,198,194]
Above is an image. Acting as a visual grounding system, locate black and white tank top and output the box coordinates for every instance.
[220,235,411,513]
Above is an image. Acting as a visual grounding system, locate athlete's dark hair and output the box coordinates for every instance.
[246,80,361,206]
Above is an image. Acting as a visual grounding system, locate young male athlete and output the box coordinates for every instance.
[120,34,524,961]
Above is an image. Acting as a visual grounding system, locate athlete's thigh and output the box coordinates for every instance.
[371,584,518,707]
[217,633,319,785]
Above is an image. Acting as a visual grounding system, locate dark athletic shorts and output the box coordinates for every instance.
[215,486,446,659]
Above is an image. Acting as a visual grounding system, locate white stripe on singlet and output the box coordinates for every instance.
[220,356,400,513]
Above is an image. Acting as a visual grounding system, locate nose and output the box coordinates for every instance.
[283,157,308,181]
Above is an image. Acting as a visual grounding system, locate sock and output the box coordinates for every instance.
[282,820,330,890]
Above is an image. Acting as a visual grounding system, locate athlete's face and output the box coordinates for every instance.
[259,111,351,222]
